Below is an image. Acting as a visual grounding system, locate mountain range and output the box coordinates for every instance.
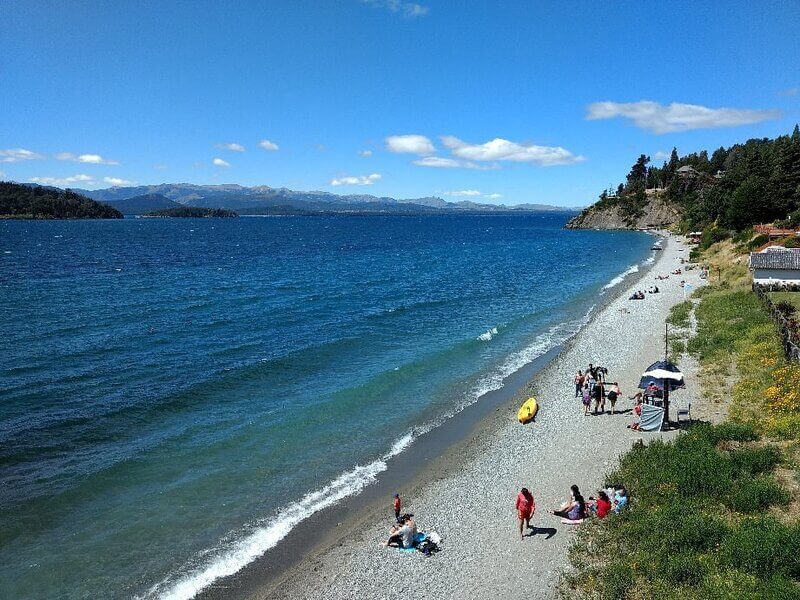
[74,183,569,215]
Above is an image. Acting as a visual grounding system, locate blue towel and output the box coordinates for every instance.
[397,533,427,552]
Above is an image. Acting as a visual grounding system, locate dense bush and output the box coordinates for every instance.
[565,424,796,599]
[0,181,122,219]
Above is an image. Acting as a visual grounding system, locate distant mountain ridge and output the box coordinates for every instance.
[104,193,181,215]
[75,183,569,215]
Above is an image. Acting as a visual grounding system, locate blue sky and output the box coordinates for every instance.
[1,0,799,207]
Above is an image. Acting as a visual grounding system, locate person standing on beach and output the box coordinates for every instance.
[392,493,401,521]
[582,383,591,416]
[607,382,621,415]
[515,487,536,540]
[574,370,584,397]
[592,380,605,414]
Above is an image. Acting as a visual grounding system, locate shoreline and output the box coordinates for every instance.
[190,231,664,600]
[248,232,700,600]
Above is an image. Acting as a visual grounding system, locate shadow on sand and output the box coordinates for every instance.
[526,526,557,540]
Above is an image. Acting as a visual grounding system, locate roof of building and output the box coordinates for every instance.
[677,165,699,173]
[749,249,800,270]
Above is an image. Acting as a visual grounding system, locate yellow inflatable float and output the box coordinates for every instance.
[517,397,539,424]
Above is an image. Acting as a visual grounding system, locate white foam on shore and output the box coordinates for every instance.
[148,308,596,599]
[148,431,414,600]
[477,326,498,341]
[602,264,639,291]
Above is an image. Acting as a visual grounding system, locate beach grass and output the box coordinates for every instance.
[563,239,800,599]
[562,424,800,599]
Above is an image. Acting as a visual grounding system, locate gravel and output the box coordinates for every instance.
[264,234,704,600]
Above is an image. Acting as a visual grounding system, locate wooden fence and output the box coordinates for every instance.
[753,284,800,362]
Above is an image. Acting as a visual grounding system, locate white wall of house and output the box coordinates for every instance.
[752,268,800,284]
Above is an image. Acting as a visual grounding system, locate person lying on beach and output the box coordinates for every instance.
[515,487,536,541]
[629,291,645,300]
[607,382,621,415]
[384,515,417,548]
[550,485,586,521]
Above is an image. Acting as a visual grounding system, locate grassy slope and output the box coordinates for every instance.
[562,240,800,599]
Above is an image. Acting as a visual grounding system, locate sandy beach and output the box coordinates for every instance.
[210,233,704,600]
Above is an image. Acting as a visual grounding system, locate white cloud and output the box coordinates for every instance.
[359,150,373,157]
[330,173,382,186]
[653,150,670,161]
[259,139,279,151]
[441,136,585,166]
[56,152,120,165]
[779,87,799,97]
[385,134,436,155]
[213,158,231,167]
[217,143,246,152]
[442,190,503,200]
[0,148,43,163]
[154,164,168,171]
[411,156,491,170]
[104,177,134,186]
[361,0,428,18]
[29,174,94,186]
[0,171,6,178]
[586,100,781,134]
[443,190,482,196]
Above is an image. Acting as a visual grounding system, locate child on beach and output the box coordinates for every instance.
[581,383,591,416]
[515,487,536,541]
[392,493,401,521]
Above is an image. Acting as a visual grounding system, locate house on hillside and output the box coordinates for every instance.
[754,224,800,239]
[749,247,800,285]
[676,165,701,178]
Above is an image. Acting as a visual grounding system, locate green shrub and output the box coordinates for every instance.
[746,233,769,250]
[601,561,635,599]
[691,421,758,445]
[722,517,800,578]
[730,446,782,476]
[668,300,692,328]
[784,236,800,248]
[726,478,790,512]
[662,552,707,586]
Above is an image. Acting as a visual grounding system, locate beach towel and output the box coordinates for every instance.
[639,404,665,431]
[397,533,427,553]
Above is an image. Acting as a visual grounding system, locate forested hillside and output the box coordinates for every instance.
[0,182,123,219]
[569,125,800,231]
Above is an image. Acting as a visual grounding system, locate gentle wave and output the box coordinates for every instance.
[150,311,594,599]
[149,433,414,600]
[477,326,498,341]
[602,264,639,291]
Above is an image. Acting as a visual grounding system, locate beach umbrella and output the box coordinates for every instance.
[638,360,684,391]
[638,360,684,428]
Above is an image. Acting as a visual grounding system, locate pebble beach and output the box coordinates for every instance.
[227,233,705,600]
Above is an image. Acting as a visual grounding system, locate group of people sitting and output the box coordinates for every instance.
[629,285,659,300]
[383,493,441,555]
[574,364,621,416]
[514,484,629,540]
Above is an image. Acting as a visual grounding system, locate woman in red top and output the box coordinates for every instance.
[595,491,611,519]
[515,487,536,540]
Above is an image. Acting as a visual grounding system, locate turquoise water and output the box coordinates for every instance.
[0,214,652,599]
